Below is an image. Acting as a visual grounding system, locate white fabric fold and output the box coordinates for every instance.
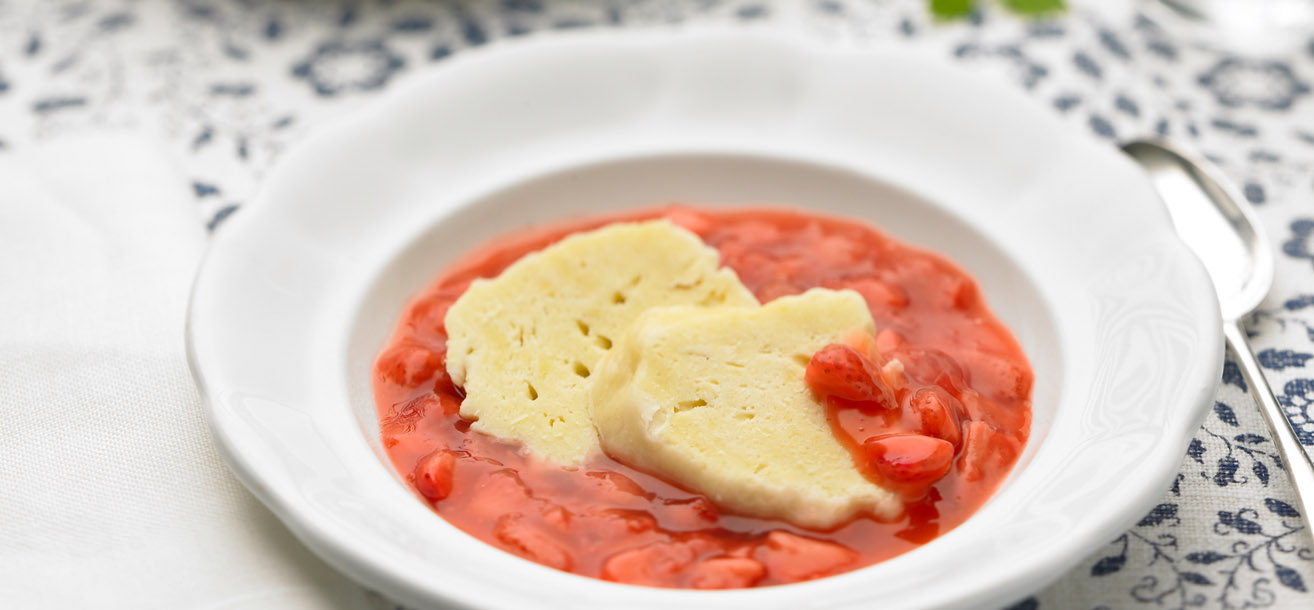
[0,133,368,610]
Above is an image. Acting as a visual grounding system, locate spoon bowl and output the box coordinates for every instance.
[1121,139,1273,321]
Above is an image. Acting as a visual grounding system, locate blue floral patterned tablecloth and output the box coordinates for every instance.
[3,1,1312,608]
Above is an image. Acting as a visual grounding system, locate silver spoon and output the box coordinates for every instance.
[1122,138,1314,521]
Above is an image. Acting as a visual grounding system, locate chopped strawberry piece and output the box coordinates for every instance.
[958,421,1020,483]
[946,276,978,311]
[413,449,457,502]
[863,434,954,489]
[583,471,652,503]
[595,508,658,534]
[663,208,712,235]
[827,396,898,417]
[724,545,755,559]
[839,329,880,361]
[892,347,970,398]
[690,557,767,589]
[756,280,801,303]
[806,344,896,409]
[601,541,698,587]
[378,343,444,388]
[847,278,909,310]
[468,469,532,513]
[874,328,905,354]
[655,497,718,531]
[960,351,1034,402]
[541,504,572,530]
[958,388,988,421]
[878,358,908,392]
[494,514,574,570]
[759,531,858,582]
[908,387,963,448]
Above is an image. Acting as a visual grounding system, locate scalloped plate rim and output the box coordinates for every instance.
[187,29,1223,610]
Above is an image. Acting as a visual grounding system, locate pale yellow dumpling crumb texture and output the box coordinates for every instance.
[444,220,758,465]
[589,289,901,528]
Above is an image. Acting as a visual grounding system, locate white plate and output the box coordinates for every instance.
[187,30,1222,610]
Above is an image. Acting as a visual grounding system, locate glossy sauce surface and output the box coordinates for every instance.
[373,206,1031,588]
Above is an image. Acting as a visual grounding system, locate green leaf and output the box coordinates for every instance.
[930,0,976,19]
[1000,0,1066,16]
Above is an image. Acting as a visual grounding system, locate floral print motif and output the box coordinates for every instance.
[292,39,406,97]
[1284,220,1314,269]
[1059,394,1314,609]
[1278,379,1314,446]
[1198,58,1312,112]
[1086,499,1310,609]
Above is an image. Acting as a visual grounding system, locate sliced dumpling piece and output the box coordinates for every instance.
[444,220,758,465]
[589,288,901,529]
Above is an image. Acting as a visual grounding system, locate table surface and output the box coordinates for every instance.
[2,0,1313,608]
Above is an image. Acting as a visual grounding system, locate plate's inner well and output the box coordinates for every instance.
[345,154,1062,586]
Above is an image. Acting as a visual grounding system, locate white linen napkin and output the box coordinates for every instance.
[0,133,370,610]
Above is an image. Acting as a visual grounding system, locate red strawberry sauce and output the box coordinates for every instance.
[373,206,1031,588]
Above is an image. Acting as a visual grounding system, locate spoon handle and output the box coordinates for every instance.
[1223,321,1314,521]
